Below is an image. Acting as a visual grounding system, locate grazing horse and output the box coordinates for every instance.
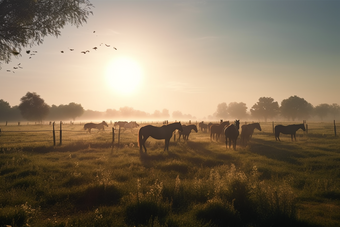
[210,121,230,141]
[84,121,108,133]
[178,124,198,141]
[198,121,208,132]
[275,124,305,141]
[207,122,213,132]
[124,121,140,131]
[224,120,240,150]
[240,123,262,146]
[114,121,128,129]
[138,122,183,153]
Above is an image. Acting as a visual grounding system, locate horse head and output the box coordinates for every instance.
[177,122,183,132]
[235,120,240,129]
[301,124,306,131]
[193,125,198,132]
[256,123,262,131]
[102,121,108,127]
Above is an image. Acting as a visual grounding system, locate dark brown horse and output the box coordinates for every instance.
[138,122,183,153]
[178,124,198,141]
[240,123,261,146]
[84,121,108,133]
[224,120,240,150]
[210,121,230,141]
[275,124,305,141]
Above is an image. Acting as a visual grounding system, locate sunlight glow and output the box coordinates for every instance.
[105,57,143,95]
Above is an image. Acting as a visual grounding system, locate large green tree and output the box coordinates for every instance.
[48,102,84,121]
[314,104,330,120]
[329,103,340,120]
[0,99,11,121]
[0,0,93,65]
[214,102,229,119]
[280,95,313,121]
[18,92,50,122]
[250,97,279,122]
[227,102,248,119]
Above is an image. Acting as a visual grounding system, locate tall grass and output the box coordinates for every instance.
[0,121,339,226]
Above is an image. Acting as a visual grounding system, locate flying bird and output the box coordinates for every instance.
[26,50,30,54]
[105,44,110,47]
[61,51,64,53]
[81,51,86,54]
[113,47,117,50]
[12,50,20,55]
[70,49,74,51]
[93,47,98,50]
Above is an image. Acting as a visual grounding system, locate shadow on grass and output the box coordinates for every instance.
[248,138,304,165]
[139,141,238,170]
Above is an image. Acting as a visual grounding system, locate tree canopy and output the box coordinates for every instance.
[280,95,314,121]
[214,102,248,120]
[250,97,279,122]
[0,0,93,65]
[18,92,50,122]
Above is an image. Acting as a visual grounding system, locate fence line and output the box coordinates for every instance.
[1,121,338,148]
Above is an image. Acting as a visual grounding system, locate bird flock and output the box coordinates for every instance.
[4,31,117,73]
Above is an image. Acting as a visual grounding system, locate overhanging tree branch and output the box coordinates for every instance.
[0,0,93,66]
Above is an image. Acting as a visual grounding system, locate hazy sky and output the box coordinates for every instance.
[1,0,339,119]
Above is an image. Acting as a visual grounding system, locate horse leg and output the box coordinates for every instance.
[139,134,149,153]
[225,137,228,149]
[233,138,237,150]
[292,133,296,141]
[142,136,149,153]
[275,132,280,141]
[164,138,170,151]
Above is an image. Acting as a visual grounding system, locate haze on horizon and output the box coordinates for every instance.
[1,0,339,120]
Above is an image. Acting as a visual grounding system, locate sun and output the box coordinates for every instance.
[105,57,143,95]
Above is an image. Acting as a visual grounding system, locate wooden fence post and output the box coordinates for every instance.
[59,121,62,145]
[112,127,115,147]
[334,120,337,137]
[53,122,56,146]
[118,126,121,147]
[272,122,275,134]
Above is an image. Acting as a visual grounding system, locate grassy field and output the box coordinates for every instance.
[0,121,339,227]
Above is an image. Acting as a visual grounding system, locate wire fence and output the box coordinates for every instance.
[0,120,338,149]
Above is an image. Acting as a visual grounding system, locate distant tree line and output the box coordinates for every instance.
[214,96,340,122]
[0,92,339,123]
[0,92,84,123]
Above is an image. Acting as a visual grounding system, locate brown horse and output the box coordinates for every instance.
[240,123,261,146]
[84,121,108,133]
[224,120,240,150]
[178,124,198,141]
[210,121,230,141]
[123,121,140,132]
[138,122,183,153]
[114,121,128,129]
[275,124,305,141]
[198,121,208,132]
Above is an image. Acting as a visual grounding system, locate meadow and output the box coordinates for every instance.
[0,121,339,227]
